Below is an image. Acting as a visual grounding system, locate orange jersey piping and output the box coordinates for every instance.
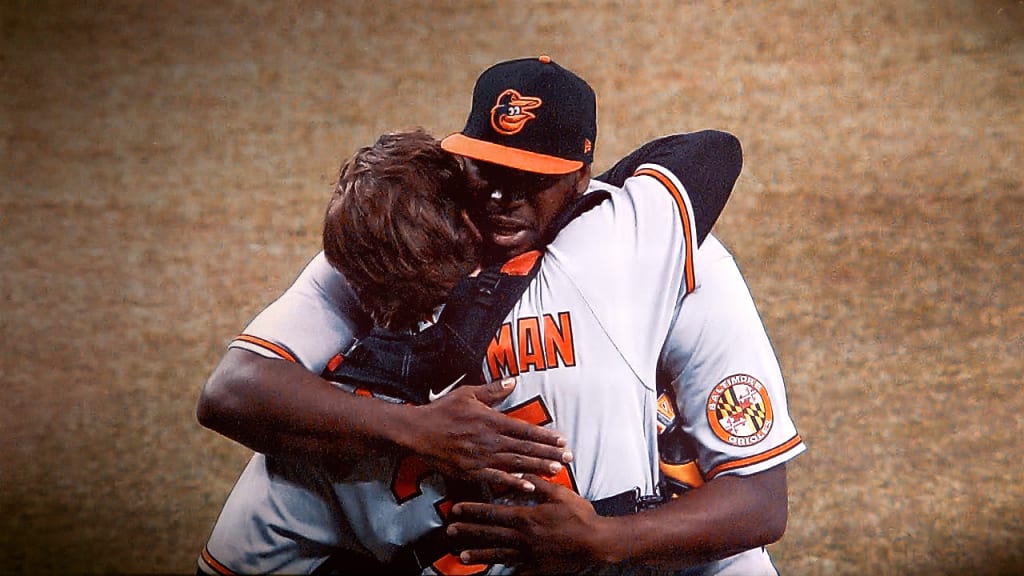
[633,166,695,294]
[200,546,238,575]
[705,434,804,480]
[232,334,298,363]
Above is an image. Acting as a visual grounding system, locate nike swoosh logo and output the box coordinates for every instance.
[428,374,467,402]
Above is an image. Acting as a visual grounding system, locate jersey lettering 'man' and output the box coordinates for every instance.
[484,311,576,380]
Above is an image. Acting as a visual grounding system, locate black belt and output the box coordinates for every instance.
[591,486,663,517]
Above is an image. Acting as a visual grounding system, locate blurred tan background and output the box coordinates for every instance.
[1,1,1021,574]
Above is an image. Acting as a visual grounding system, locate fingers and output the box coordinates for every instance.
[447,520,519,546]
[461,379,574,461]
[457,547,523,567]
[451,501,514,524]
[448,502,533,569]
[490,451,570,476]
[487,433,571,474]
[499,418,570,452]
[519,473,569,500]
[447,512,526,565]
[471,468,537,493]
[433,379,575,484]
[468,450,574,490]
[470,376,518,405]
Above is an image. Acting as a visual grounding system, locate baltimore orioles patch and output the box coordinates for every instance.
[491,88,542,135]
[706,374,774,447]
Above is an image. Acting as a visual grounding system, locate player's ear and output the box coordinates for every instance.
[573,165,592,195]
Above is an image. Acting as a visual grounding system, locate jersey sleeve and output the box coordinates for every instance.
[658,236,805,479]
[595,130,741,245]
[550,164,698,385]
[228,252,371,374]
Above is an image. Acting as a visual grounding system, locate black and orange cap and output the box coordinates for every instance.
[441,56,596,175]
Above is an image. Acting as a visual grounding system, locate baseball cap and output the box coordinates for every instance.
[441,56,596,175]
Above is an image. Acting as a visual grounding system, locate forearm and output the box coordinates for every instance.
[448,464,788,572]
[595,465,788,570]
[198,348,571,488]
[196,348,417,462]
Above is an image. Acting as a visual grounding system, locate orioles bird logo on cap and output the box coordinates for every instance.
[490,89,542,135]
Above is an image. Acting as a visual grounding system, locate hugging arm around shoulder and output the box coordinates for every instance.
[596,130,742,245]
[196,253,570,487]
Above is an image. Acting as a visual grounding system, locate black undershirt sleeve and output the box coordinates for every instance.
[595,130,742,245]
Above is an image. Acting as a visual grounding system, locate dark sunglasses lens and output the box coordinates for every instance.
[483,168,560,200]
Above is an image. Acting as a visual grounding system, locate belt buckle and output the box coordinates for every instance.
[637,491,664,511]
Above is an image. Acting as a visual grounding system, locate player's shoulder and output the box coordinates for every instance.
[298,251,340,285]
[293,252,356,299]
[689,235,754,295]
[588,163,687,209]
[564,172,695,250]
[273,251,370,331]
[693,234,733,267]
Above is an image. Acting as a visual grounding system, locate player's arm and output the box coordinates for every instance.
[196,254,572,488]
[448,465,786,573]
[199,349,570,484]
[596,129,741,245]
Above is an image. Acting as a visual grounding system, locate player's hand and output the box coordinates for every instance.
[408,379,573,492]
[446,474,610,574]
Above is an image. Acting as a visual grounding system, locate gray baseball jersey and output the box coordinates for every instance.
[201,176,803,576]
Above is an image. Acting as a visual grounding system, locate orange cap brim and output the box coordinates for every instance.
[441,133,583,175]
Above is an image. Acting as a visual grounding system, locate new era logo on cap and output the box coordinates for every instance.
[442,56,597,175]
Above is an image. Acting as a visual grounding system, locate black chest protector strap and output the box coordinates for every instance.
[323,189,610,404]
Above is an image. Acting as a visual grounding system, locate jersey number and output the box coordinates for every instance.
[389,395,576,575]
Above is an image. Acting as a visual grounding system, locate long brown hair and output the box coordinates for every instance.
[323,129,480,331]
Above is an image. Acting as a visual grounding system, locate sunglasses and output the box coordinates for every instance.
[467,162,566,203]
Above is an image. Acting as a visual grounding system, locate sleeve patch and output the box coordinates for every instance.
[706,374,774,447]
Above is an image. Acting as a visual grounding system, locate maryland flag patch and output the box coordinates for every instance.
[706,374,774,447]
